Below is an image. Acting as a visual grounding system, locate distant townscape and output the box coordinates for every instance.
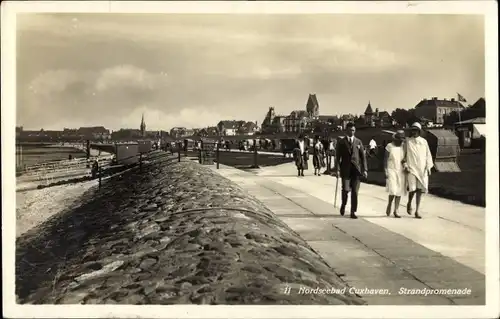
[16,93,486,144]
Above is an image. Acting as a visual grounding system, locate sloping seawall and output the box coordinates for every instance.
[16,152,363,305]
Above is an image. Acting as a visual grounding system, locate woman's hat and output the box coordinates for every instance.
[411,122,422,130]
[393,130,406,140]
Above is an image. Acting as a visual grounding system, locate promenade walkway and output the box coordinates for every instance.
[212,163,486,305]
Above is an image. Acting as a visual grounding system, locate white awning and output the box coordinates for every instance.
[473,124,486,138]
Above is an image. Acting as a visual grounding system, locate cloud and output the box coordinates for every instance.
[20,65,171,128]
[15,14,485,131]
[95,65,169,92]
[26,65,169,100]
[228,65,303,80]
[28,69,89,96]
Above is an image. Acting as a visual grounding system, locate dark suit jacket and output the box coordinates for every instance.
[294,140,309,157]
[335,136,368,178]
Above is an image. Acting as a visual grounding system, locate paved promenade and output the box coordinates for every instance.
[212,163,486,305]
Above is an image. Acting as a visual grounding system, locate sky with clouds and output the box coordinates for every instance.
[17,13,484,131]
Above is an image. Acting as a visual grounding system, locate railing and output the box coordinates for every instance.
[19,155,114,176]
[93,149,175,190]
[175,139,283,170]
[18,149,171,191]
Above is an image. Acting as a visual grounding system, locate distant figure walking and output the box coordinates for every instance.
[384,130,406,218]
[91,160,99,179]
[293,133,309,177]
[368,137,378,156]
[403,122,434,219]
[312,135,325,176]
[325,137,336,174]
[334,122,368,219]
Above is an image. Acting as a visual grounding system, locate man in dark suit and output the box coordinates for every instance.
[334,122,368,219]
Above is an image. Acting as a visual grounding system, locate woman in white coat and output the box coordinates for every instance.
[384,130,406,218]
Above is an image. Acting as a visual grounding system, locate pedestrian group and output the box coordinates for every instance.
[292,121,434,219]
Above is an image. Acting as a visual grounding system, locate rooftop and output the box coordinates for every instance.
[364,102,374,115]
[290,110,308,118]
[416,97,465,109]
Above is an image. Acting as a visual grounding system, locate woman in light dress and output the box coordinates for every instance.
[384,130,407,218]
[312,135,325,176]
[293,133,309,177]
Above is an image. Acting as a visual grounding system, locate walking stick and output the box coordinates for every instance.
[334,171,339,208]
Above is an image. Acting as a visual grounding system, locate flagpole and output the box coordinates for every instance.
[456,93,462,124]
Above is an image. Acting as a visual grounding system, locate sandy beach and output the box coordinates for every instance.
[16,180,98,237]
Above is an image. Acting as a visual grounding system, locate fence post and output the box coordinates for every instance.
[178,142,181,162]
[98,166,102,190]
[216,142,220,169]
[199,140,203,164]
[326,151,331,173]
[86,139,90,168]
[252,138,258,168]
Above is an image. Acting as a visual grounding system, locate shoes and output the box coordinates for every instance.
[340,206,345,216]
[350,213,358,219]
[414,213,422,219]
[393,213,401,218]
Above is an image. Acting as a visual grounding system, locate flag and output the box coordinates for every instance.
[457,93,467,103]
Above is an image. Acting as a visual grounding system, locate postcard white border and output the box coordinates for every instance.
[2,1,499,318]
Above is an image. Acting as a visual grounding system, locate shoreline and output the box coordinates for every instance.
[16,180,98,237]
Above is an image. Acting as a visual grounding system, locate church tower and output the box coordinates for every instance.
[364,101,374,116]
[306,94,319,118]
[364,101,374,126]
[140,113,146,137]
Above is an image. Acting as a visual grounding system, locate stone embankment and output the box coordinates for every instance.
[16,151,363,305]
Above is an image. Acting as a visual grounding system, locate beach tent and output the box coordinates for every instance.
[137,140,153,153]
[472,124,486,139]
[454,117,486,148]
[369,128,461,172]
[115,142,139,165]
[424,129,461,172]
